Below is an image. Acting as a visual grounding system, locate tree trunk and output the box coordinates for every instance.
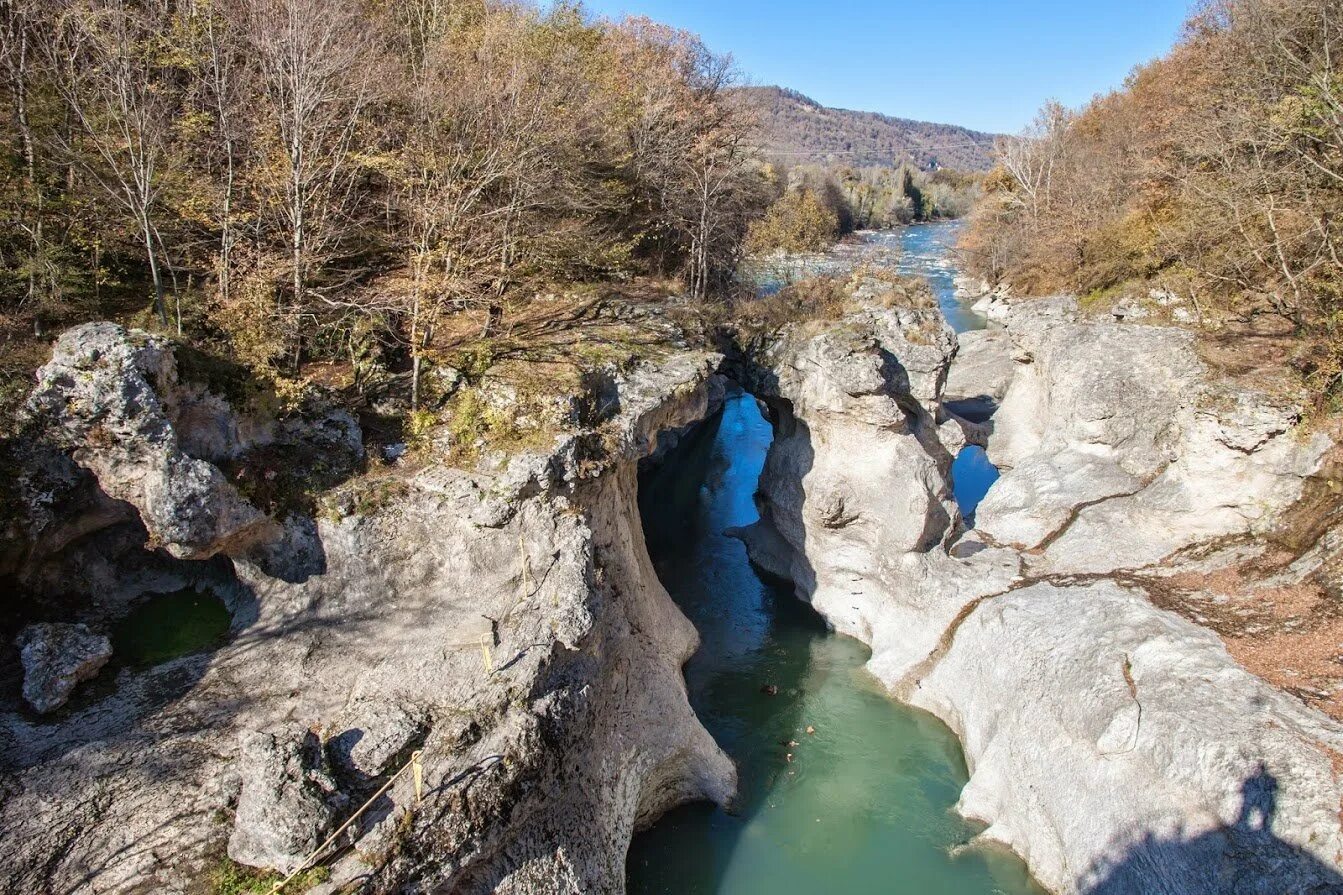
[141,214,167,326]
[220,151,235,303]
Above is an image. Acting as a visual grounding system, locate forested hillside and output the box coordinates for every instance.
[743,86,999,171]
[0,0,767,416]
[962,0,1343,408]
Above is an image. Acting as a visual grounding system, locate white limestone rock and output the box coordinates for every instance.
[2,347,734,895]
[983,310,1329,575]
[228,729,341,874]
[976,451,1142,550]
[24,323,270,559]
[739,292,1343,895]
[945,328,1015,403]
[328,700,427,780]
[911,580,1343,895]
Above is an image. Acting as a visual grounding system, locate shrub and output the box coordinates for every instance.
[745,189,841,255]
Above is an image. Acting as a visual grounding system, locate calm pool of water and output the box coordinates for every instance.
[112,588,232,667]
[952,445,999,526]
[627,395,1039,895]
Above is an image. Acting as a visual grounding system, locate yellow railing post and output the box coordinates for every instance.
[480,632,494,673]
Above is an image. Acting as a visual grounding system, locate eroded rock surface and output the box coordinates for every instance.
[736,291,1343,894]
[23,323,271,559]
[977,297,1328,575]
[228,730,342,874]
[944,328,1014,404]
[913,580,1343,895]
[9,286,1343,895]
[2,335,733,895]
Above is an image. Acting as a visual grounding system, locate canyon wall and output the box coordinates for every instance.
[2,325,733,894]
[10,288,1343,895]
[738,294,1343,895]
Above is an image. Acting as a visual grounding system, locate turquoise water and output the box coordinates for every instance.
[886,222,988,334]
[627,396,1039,895]
[893,221,1000,520]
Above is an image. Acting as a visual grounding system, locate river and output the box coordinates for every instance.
[626,223,1035,894]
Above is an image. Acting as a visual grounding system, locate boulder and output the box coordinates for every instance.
[944,328,1015,404]
[15,623,112,713]
[736,303,977,662]
[228,730,341,874]
[24,323,269,559]
[983,310,1330,574]
[987,320,1203,476]
[328,701,426,781]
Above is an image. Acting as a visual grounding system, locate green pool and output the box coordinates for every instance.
[112,588,232,667]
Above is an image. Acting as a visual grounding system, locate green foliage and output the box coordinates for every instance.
[171,342,271,412]
[435,380,559,464]
[209,858,329,895]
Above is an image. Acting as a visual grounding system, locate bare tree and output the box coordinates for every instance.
[242,0,382,350]
[1164,0,1343,319]
[997,100,1072,221]
[1,0,47,328]
[607,18,762,299]
[44,0,182,326]
[189,0,250,306]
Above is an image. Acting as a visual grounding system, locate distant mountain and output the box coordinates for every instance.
[742,86,1000,172]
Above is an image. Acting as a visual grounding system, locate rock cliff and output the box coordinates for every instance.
[8,285,1343,895]
[735,294,1343,894]
[2,326,733,894]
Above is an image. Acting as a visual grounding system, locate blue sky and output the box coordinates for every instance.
[578,0,1191,134]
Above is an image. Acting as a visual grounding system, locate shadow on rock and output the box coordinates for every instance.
[1082,766,1343,895]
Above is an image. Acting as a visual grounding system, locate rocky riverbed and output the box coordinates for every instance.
[3,273,1343,894]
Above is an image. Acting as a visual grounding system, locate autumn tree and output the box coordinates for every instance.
[962,0,1343,403]
[0,0,772,413]
[43,0,188,326]
[241,0,384,364]
[745,187,839,254]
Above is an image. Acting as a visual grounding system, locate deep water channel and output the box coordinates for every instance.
[627,395,1040,894]
[626,223,1032,893]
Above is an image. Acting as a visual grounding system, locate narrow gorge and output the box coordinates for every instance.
[5,223,1343,895]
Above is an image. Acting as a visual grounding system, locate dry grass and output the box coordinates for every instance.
[1153,545,1343,721]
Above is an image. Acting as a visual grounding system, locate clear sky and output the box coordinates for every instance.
[577,0,1191,134]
